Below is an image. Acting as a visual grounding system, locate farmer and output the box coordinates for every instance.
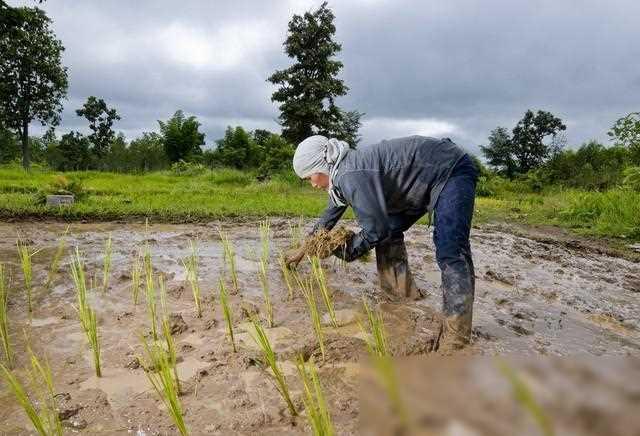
[285,135,479,351]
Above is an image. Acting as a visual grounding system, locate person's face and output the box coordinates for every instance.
[307,172,330,190]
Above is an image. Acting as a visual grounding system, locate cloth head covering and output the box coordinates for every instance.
[293,135,350,206]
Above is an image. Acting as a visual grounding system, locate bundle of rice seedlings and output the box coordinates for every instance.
[131,250,142,305]
[45,225,69,290]
[296,356,334,436]
[159,274,181,395]
[218,278,236,352]
[497,359,555,436]
[70,248,101,377]
[301,227,353,259]
[140,335,188,436]
[249,316,297,416]
[278,253,295,300]
[359,297,388,357]
[0,350,63,435]
[181,240,202,318]
[16,238,38,313]
[0,263,12,366]
[219,230,239,293]
[296,275,325,361]
[101,233,112,292]
[258,258,274,327]
[310,256,337,328]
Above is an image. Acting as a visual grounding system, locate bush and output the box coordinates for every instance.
[170,160,206,176]
[34,174,87,204]
[623,167,640,191]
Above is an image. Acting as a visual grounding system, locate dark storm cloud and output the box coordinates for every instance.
[16,0,640,153]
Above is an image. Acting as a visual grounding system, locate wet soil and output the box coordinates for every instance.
[0,219,638,435]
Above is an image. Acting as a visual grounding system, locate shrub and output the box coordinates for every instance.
[170,160,206,176]
[623,166,640,191]
[34,174,87,204]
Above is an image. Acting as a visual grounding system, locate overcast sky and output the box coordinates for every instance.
[15,0,640,155]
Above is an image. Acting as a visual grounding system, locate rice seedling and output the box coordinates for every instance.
[219,229,239,293]
[278,253,295,300]
[131,249,142,305]
[70,247,102,377]
[144,252,158,341]
[258,258,274,327]
[159,274,181,395]
[259,219,271,262]
[0,349,63,436]
[0,263,12,366]
[497,359,555,436]
[249,316,297,416]
[360,297,388,357]
[16,237,39,313]
[140,335,188,436]
[101,233,112,292]
[296,274,325,361]
[45,225,69,290]
[296,355,334,436]
[310,256,337,328]
[181,239,202,318]
[218,278,236,352]
[288,216,305,248]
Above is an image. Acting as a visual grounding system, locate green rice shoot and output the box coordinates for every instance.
[181,239,202,318]
[359,297,388,357]
[219,230,239,293]
[249,316,297,416]
[310,256,337,328]
[218,278,236,352]
[102,233,112,292]
[278,253,295,300]
[296,355,334,436]
[259,219,270,263]
[140,335,188,436]
[296,274,325,361]
[70,247,102,377]
[16,237,36,313]
[258,258,274,327]
[0,263,13,366]
[144,252,158,341]
[45,225,69,290]
[159,274,181,395]
[131,249,142,305]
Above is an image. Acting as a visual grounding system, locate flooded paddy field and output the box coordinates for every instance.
[0,220,638,435]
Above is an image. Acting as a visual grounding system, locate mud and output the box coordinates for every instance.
[0,219,638,435]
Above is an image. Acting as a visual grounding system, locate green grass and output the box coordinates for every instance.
[0,263,12,366]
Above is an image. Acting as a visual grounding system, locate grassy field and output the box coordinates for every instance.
[1,165,639,241]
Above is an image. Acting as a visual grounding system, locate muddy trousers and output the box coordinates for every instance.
[433,155,478,317]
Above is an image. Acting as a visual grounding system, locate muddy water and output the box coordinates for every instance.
[0,220,638,435]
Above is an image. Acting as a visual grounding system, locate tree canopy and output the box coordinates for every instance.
[158,110,205,163]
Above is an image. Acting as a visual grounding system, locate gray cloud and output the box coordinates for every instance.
[15,0,640,154]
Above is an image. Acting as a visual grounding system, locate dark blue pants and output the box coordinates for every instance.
[433,154,478,316]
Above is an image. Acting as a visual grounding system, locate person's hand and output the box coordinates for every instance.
[284,246,306,269]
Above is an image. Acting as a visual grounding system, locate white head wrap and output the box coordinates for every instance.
[293,135,350,206]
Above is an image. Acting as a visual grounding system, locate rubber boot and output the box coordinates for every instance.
[433,310,472,354]
[375,235,423,301]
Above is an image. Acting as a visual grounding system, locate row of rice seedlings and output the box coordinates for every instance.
[258,258,274,328]
[131,250,142,305]
[310,256,338,328]
[16,238,37,313]
[296,356,334,436]
[219,230,239,293]
[278,253,295,300]
[143,246,158,341]
[70,248,102,377]
[249,316,297,416]
[0,263,12,366]
[497,359,555,436]
[102,233,112,292]
[0,349,63,435]
[218,278,237,352]
[159,274,181,395]
[288,216,305,248]
[296,274,325,361]
[140,335,188,436]
[360,298,409,428]
[181,240,203,318]
[45,225,70,290]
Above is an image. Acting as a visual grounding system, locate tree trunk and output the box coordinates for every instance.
[21,118,30,169]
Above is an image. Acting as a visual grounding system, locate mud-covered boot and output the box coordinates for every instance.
[376,235,424,301]
[434,311,472,354]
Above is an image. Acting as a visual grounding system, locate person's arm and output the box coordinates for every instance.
[334,170,390,262]
[310,199,348,235]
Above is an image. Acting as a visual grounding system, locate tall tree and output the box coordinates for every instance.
[480,127,517,178]
[158,110,205,163]
[268,2,361,145]
[608,112,640,163]
[511,110,566,173]
[0,6,68,169]
[76,96,121,160]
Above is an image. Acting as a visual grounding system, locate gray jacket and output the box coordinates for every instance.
[313,135,467,261]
